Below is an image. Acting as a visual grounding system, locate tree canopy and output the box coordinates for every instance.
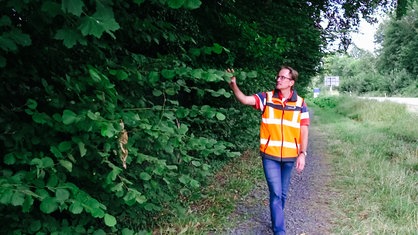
[319,1,418,97]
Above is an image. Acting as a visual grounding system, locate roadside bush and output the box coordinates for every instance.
[312,96,339,109]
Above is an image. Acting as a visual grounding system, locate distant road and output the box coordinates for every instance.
[360,97,418,113]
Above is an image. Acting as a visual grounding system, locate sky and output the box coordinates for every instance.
[321,15,383,53]
[350,19,379,52]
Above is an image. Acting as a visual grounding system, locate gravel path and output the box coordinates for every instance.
[217,111,337,235]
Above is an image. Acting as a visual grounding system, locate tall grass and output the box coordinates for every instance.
[312,96,418,234]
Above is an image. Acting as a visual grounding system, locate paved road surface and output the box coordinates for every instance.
[360,97,418,113]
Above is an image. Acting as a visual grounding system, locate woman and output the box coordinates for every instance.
[228,66,310,235]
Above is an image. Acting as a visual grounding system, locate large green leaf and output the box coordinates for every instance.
[54,28,87,48]
[26,99,38,109]
[93,229,106,235]
[62,0,84,16]
[100,122,117,138]
[212,43,223,54]
[32,112,51,124]
[140,172,151,181]
[165,87,176,95]
[78,142,87,157]
[152,89,163,97]
[123,190,136,206]
[76,193,106,217]
[109,69,129,80]
[121,228,135,235]
[41,157,54,168]
[167,0,185,9]
[104,213,117,227]
[123,189,146,206]
[148,71,160,84]
[189,179,200,188]
[22,194,34,212]
[40,196,59,214]
[216,112,226,121]
[0,188,13,204]
[62,110,78,125]
[55,188,70,203]
[161,69,176,79]
[202,72,220,82]
[50,146,63,158]
[78,6,120,38]
[87,110,101,120]
[191,69,203,79]
[184,0,202,9]
[69,201,84,214]
[88,66,103,82]
[247,71,258,78]
[58,141,72,152]
[79,17,104,38]
[189,48,200,57]
[30,157,54,169]
[4,153,16,165]
[178,175,189,184]
[106,167,122,183]
[47,174,59,188]
[59,160,73,172]
[35,189,50,200]
[11,191,25,206]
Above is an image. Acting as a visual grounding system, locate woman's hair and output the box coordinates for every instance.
[281,65,299,82]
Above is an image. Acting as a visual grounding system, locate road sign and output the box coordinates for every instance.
[324,76,339,86]
[313,88,320,98]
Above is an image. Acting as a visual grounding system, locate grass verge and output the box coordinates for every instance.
[312,96,418,234]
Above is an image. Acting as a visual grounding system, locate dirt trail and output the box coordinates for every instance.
[284,124,337,235]
[217,111,338,235]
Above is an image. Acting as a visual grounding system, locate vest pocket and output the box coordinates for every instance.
[263,136,271,153]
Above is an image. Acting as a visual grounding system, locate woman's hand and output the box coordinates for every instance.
[226,68,256,106]
[296,153,305,173]
[226,68,236,88]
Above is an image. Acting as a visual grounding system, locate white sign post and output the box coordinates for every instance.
[324,76,340,92]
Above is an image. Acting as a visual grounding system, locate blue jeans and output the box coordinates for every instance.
[262,157,295,235]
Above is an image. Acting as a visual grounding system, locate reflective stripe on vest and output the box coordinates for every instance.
[260,91,303,159]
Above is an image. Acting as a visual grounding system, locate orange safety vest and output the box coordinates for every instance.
[260,90,304,161]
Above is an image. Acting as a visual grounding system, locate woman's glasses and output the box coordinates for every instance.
[276,76,291,81]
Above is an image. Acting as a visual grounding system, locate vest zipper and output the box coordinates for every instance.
[280,108,285,162]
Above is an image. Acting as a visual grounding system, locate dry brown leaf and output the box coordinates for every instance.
[119,120,129,169]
